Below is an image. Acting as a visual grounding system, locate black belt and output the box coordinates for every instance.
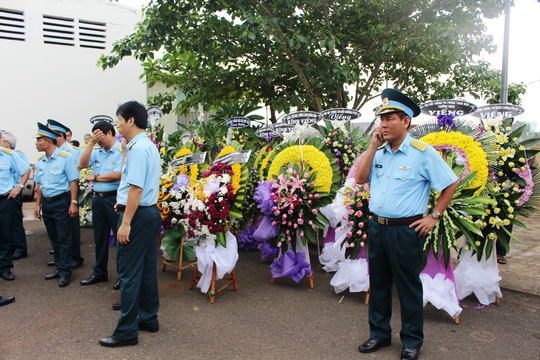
[117,204,126,212]
[372,214,423,226]
[94,190,117,198]
[0,194,8,201]
[43,192,70,203]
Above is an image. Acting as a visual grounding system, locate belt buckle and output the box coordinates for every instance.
[98,192,104,198]
[377,216,386,225]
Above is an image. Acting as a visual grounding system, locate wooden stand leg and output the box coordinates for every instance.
[189,262,238,303]
[162,237,197,281]
[455,315,460,325]
[364,288,370,305]
[495,296,501,306]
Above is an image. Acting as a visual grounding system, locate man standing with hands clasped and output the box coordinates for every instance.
[79,121,123,286]
[99,101,161,348]
[355,89,459,360]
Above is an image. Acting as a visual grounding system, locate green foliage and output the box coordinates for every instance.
[99,0,507,119]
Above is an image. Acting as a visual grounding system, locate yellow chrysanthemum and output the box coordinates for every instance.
[259,148,277,180]
[216,146,242,194]
[420,132,488,194]
[174,148,199,185]
[267,145,333,192]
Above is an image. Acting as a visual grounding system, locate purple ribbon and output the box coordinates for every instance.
[253,180,276,216]
[258,240,280,261]
[237,225,258,251]
[270,249,313,283]
[253,215,279,242]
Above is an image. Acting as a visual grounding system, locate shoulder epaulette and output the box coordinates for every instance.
[1,147,13,155]
[65,146,71,151]
[73,146,80,150]
[38,154,45,160]
[410,140,427,152]
[58,151,68,157]
[377,142,387,150]
[16,149,24,153]
[117,146,123,152]
[94,145,101,149]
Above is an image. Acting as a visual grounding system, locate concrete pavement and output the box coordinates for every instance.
[0,201,538,359]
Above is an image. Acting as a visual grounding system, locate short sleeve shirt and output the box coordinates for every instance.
[34,148,80,197]
[0,147,30,194]
[368,133,457,218]
[88,141,123,192]
[116,132,161,206]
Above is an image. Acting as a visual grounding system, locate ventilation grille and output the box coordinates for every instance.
[0,8,25,42]
[78,19,106,49]
[43,15,106,49]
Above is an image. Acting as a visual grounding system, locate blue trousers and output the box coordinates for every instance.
[113,205,161,340]
[91,195,118,278]
[0,197,15,273]
[367,218,424,350]
[42,195,73,277]
[11,192,27,255]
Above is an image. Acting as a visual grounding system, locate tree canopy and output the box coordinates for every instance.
[101,0,511,121]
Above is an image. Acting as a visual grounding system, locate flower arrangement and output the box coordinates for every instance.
[78,167,94,226]
[180,162,238,247]
[318,120,369,185]
[265,164,333,251]
[337,182,371,259]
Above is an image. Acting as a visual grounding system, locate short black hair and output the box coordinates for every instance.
[116,101,147,129]
[92,121,116,137]
[71,140,80,146]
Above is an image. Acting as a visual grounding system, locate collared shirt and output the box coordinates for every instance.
[0,147,30,194]
[116,132,161,207]
[59,142,81,164]
[34,147,80,197]
[368,133,457,218]
[88,141,123,192]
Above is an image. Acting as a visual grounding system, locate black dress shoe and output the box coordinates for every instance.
[113,278,121,290]
[358,338,391,353]
[99,336,138,348]
[45,271,60,280]
[12,252,27,260]
[112,302,121,311]
[80,275,107,286]
[401,348,419,360]
[59,275,71,287]
[138,322,159,333]
[0,272,15,281]
[47,261,55,266]
[0,295,15,306]
[48,250,54,254]
[70,261,83,270]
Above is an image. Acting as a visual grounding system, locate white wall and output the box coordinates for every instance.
[0,0,146,162]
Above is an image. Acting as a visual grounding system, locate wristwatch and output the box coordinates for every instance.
[17,184,24,189]
[431,210,441,220]
[71,200,78,204]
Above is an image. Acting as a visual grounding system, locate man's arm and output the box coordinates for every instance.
[34,184,42,220]
[355,128,384,184]
[68,180,79,217]
[89,171,122,183]
[7,169,30,198]
[116,185,143,245]
[410,180,459,237]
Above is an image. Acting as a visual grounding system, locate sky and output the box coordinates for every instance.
[116,0,540,124]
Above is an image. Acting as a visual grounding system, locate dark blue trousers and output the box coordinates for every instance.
[42,195,73,277]
[11,192,27,255]
[113,205,161,340]
[367,218,424,350]
[91,195,118,278]
[0,197,15,273]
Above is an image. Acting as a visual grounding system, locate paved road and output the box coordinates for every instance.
[0,203,539,359]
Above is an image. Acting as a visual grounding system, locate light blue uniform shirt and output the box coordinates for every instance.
[13,149,29,184]
[0,147,30,194]
[88,141,123,192]
[368,133,457,218]
[34,148,80,197]
[59,142,81,165]
[117,132,161,207]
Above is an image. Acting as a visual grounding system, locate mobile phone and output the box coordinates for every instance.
[378,134,384,142]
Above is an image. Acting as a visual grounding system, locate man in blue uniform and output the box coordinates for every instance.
[79,121,123,286]
[0,135,30,281]
[34,123,80,287]
[355,89,459,360]
[99,101,161,348]
[47,119,84,269]
[0,131,30,260]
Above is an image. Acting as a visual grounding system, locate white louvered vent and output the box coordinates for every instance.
[78,19,106,49]
[43,14,75,46]
[0,8,25,42]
